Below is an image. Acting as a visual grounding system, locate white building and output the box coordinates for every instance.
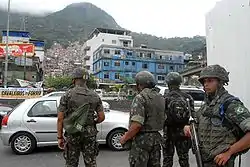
[206,0,250,165]
[82,28,133,73]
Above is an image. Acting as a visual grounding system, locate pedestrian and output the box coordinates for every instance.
[184,64,250,167]
[162,72,194,167]
[120,70,165,167]
[57,68,105,167]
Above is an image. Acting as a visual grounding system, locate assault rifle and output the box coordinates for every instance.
[186,98,204,167]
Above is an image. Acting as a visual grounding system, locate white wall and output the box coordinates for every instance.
[206,0,250,165]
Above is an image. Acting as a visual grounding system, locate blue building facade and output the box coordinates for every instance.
[93,45,185,84]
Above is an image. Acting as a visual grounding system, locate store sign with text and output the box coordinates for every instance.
[0,88,43,99]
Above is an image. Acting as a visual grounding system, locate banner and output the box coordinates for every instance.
[16,79,43,88]
[0,88,43,99]
[0,43,35,57]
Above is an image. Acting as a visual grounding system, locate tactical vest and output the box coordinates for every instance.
[197,92,238,161]
[139,88,165,132]
[65,87,100,127]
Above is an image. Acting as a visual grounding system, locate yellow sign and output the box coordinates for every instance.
[0,88,43,99]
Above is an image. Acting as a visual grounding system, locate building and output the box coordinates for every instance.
[0,31,44,84]
[93,44,184,84]
[82,28,133,72]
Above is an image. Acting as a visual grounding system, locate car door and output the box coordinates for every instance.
[23,100,58,144]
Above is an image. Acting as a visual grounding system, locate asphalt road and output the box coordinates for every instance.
[0,141,249,167]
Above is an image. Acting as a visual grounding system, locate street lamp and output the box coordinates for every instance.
[4,0,11,88]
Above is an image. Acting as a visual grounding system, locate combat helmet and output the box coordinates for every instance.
[166,72,182,86]
[198,64,229,84]
[135,71,156,87]
[72,68,90,80]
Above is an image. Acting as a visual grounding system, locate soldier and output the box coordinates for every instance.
[120,70,165,167]
[184,64,250,167]
[57,68,105,167]
[162,72,194,167]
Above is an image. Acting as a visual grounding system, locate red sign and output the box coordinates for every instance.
[0,43,35,57]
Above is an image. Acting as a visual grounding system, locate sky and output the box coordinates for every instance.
[0,0,220,38]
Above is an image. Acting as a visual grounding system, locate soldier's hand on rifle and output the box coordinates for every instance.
[184,125,191,137]
[58,138,65,150]
[214,151,232,166]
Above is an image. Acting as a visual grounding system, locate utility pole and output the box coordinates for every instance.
[4,0,11,88]
[23,52,26,80]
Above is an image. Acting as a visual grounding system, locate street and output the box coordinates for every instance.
[0,141,249,167]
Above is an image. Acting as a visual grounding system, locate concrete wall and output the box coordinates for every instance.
[206,0,250,165]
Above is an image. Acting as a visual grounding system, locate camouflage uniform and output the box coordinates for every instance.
[196,64,250,167]
[163,72,193,167]
[129,71,165,167]
[58,68,103,167]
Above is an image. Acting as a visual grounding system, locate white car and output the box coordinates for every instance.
[43,91,110,109]
[155,85,205,111]
[0,96,129,155]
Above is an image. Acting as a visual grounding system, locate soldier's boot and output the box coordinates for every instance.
[162,155,174,167]
[178,153,189,167]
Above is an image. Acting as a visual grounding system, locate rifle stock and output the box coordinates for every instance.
[186,98,204,167]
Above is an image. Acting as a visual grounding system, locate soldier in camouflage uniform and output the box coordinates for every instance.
[162,72,194,167]
[120,71,165,167]
[184,64,250,167]
[57,68,105,167]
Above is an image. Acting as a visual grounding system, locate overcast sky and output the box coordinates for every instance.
[0,0,220,38]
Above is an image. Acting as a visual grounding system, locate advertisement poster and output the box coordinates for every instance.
[0,43,35,57]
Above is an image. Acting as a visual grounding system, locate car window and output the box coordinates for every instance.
[0,106,13,112]
[182,90,205,101]
[28,100,57,117]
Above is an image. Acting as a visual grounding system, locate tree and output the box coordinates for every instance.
[45,74,97,90]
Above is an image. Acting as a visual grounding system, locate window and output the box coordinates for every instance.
[169,56,173,60]
[125,61,129,65]
[158,76,165,81]
[146,53,152,58]
[169,66,174,70]
[123,41,129,47]
[182,90,205,101]
[142,63,148,69]
[112,40,116,44]
[159,56,162,59]
[115,50,121,55]
[114,61,120,66]
[125,74,130,77]
[28,100,57,117]
[139,53,143,57]
[158,64,164,69]
[104,62,109,66]
[104,73,109,79]
[132,62,136,66]
[102,39,104,42]
[127,51,132,56]
[115,73,120,79]
[104,49,110,54]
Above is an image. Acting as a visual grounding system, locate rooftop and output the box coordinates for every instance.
[88,27,131,39]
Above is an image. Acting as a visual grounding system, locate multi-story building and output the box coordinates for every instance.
[0,31,44,84]
[82,28,133,72]
[93,44,184,85]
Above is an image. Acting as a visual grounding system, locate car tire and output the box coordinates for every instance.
[10,132,36,155]
[107,129,126,151]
